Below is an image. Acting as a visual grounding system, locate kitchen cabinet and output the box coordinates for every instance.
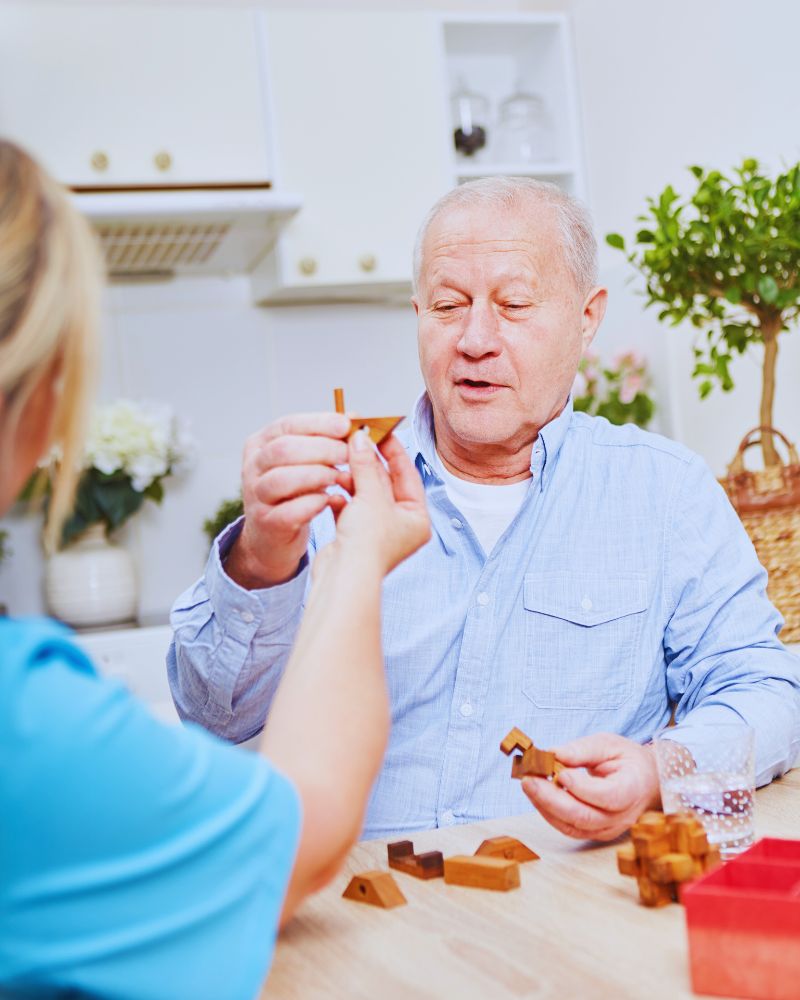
[252,11,452,303]
[0,4,270,188]
[253,11,586,303]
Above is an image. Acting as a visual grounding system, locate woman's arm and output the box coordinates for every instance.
[258,431,430,922]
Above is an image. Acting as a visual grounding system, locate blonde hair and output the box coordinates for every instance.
[0,140,102,552]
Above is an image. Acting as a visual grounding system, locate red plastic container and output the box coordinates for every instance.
[682,838,800,1000]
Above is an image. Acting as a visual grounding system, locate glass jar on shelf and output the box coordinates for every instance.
[450,78,489,159]
[495,81,555,164]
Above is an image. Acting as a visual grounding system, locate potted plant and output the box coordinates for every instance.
[36,400,193,627]
[606,158,800,466]
[573,349,655,429]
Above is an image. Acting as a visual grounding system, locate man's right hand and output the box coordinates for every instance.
[225,412,353,589]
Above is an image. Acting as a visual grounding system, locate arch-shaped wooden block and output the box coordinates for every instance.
[342,871,407,909]
[475,836,540,863]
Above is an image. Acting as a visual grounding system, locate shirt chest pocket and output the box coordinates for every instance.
[521,572,648,711]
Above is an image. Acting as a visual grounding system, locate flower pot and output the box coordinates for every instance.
[45,524,137,628]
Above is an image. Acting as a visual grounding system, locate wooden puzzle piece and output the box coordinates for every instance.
[499,727,533,756]
[443,855,520,891]
[342,870,407,908]
[475,836,539,863]
[387,840,444,880]
[618,810,724,908]
[332,387,403,446]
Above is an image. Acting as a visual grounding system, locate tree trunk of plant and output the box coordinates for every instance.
[759,318,781,467]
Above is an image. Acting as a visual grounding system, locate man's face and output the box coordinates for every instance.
[413,203,603,462]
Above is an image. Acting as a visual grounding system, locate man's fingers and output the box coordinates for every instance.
[556,767,630,812]
[379,434,426,505]
[260,412,351,443]
[257,434,349,472]
[254,465,341,505]
[521,775,615,835]
[553,732,627,768]
[255,493,330,536]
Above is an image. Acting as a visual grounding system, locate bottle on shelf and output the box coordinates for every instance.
[451,78,489,159]
[495,80,555,164]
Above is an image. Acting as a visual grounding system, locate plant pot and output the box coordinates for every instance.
[45,523,137,628]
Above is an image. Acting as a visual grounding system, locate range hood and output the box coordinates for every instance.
[72,186,302,280]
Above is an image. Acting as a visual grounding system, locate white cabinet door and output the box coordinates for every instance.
[0,3,269,187]
[254,11,451,300]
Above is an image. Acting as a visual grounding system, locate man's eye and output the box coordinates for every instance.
[504,303,530,310]
[434,303,461,312]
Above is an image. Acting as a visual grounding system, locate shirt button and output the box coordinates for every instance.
[460,701,473,718]
[441,809,455,825]
[451,517,463,529]
[580,596,593,612]
[477,592,490,606]
[239,609,255,623]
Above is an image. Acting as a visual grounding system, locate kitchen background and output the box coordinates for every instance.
[1,0,798,631]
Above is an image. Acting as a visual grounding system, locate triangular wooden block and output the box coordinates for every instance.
[342,870,407,908]
[475,836,540,863]
[348,416,404,445]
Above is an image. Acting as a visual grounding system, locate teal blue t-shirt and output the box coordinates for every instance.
[0,618,301,999]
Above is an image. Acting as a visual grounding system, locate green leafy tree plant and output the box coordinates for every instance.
[203,495,244,546]
[607,158,800,466]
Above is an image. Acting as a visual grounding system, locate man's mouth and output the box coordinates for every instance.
[457,378,498,388]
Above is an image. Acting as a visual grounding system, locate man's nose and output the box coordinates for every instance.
[456,300,501,358]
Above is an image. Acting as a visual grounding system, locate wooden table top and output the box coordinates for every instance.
[264,767,800,1000]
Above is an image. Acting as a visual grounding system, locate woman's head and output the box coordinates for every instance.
[0,140,102,550]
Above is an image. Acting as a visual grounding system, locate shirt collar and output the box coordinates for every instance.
[410,391,573,491]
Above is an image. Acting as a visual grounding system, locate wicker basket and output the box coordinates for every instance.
[720,426,800,644]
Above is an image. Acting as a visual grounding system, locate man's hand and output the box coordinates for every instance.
[521,733,661,841]
[225,412,353,589]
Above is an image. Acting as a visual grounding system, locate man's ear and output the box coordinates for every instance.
[581,286,608,351]
[411,296,420,317]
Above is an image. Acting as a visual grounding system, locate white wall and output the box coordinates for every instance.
[563,0,800,469]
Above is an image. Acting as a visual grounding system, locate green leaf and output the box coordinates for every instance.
[689,165,704,179]
[606,233,626,251]
[635,229,656,243]
[724,286,742,305]
[758,275,779,303]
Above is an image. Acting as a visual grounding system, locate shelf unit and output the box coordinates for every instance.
[438,14,586,200]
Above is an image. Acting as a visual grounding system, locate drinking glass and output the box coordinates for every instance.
[653,723,756,856]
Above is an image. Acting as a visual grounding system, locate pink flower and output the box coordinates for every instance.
[619,373,643,404]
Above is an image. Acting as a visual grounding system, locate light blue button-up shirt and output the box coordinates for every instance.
[169,395,800,840]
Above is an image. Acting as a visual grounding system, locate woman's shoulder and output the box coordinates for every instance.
[0,616,96,683]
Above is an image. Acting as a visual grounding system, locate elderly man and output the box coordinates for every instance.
[168,177,800,842]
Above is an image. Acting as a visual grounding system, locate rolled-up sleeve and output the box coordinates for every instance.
[664,455,800,784]
[168,517,310,743]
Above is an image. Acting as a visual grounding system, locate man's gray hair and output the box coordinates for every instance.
[412,176,598,296]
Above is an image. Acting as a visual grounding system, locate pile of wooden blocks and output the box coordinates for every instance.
[343,835,539,907]
[617,810,722,907]
[500,726,563,783]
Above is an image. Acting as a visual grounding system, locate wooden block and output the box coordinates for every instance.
[666,813,700,853]
[617,843,641,878]
[688,828,710,856]
[632,833,672,859]
[342,871,407,909]
[333,387,345,414]
[511,744,558,780]
[637,875,673,908]
[632,811,667,839]
[500,727,533,756]
[349,416,404,446]
[475,836,540,863]
[387,840,444,880]
[703,846,722,871]
[444,855,520,891]
[648,852,696,884]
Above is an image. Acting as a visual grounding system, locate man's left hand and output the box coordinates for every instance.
[521,733,661,841]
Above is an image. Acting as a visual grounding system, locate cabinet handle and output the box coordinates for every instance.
[298,257,317,276]
[90,151,109,172]
[154,151,172,172]
[359,253,377,273]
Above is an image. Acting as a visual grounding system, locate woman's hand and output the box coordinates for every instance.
[316,431,431,580]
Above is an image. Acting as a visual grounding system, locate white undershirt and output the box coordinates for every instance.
[431,450,531,556]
